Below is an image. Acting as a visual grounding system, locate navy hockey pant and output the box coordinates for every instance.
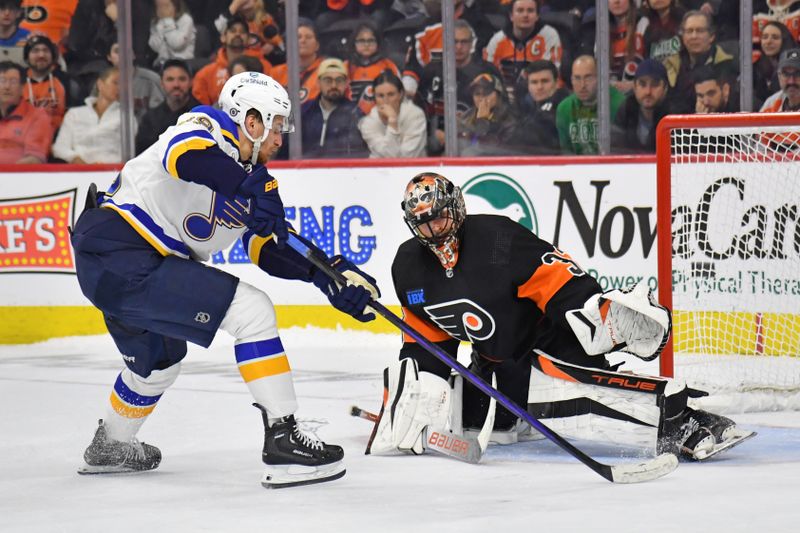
[70,207,239,378]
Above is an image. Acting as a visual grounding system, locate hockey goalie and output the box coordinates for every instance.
[365,172,754,462]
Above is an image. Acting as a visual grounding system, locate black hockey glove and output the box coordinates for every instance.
[237,165,288,248]
[311,256,380,322]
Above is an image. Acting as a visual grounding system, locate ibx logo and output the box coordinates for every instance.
[423,299,495,342]
[406,288,425,305]
[461,173,538,234]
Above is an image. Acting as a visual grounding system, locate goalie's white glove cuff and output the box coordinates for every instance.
[567,281,671,361]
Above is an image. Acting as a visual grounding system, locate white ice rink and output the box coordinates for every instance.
[2,328,799,533]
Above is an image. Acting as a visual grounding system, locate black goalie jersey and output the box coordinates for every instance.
[392,214,606,377]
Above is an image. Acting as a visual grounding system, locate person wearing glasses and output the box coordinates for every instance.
[345,20,399,112]
[662,10,734,114]
[0,60,52,163]
[300,57,367,159]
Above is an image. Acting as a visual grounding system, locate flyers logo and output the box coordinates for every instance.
[423,299,495,342]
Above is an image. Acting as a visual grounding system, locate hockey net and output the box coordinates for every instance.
[656,113,800,413]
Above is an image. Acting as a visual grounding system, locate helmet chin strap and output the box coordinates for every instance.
[242,119,271,165]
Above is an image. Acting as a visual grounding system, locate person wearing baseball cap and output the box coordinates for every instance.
[612,58,670,153]
[458,72,518,156]
[297,57,367,159]
[760,48,800,113]
[23,34,69,130]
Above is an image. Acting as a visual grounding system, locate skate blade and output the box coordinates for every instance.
[77,463,156,475]
[261,460,346,489]
[693,430,757,461]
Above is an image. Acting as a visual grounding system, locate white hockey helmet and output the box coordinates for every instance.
[218,71,293,162]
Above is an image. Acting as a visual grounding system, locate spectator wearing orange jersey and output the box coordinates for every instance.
[607,0,649,93]
[269,18,323,106]
[20,0,78,51]
[192,16,271,106]
[417,19,500,155]
[483,0,562,103]
[345,21,399,115]
[214,0,285,66]
[23,34,67,131]
[0,61,52,163]
[401,0,495,98]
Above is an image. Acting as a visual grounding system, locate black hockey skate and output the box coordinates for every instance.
[77,420,161,475]
[255,404,345,489]
[660,408,756,461]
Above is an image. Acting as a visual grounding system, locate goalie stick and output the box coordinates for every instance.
[287,234,678,484]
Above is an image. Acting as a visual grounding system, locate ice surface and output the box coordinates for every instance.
[2,328,800,533]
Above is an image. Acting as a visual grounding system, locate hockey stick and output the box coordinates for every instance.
[287,234,678,483]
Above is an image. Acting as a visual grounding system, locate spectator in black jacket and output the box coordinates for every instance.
[693,64,739,114]
[66,0,154,98]
[613,59,669,153]
[301,58,367,159]
[754,21,795,105]
[135,59,200,155]
[514,59,569,154]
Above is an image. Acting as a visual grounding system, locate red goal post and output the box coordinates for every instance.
[656,113,800,386]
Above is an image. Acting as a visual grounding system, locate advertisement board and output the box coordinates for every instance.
[0,157,657,342]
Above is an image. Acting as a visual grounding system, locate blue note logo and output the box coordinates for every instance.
[184,193,248,241]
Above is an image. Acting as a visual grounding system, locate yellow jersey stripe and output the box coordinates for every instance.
[165,137,216,178]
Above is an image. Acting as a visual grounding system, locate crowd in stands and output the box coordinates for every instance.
[1,0,800,164]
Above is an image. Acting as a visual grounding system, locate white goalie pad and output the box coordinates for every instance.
[528,351,685,452]
[565,280,671,361]
[368,358,455,455]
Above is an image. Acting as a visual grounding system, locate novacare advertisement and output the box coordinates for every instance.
[0,159,657,340]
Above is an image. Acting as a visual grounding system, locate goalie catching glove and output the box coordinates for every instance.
[311,255,380,322]
[565,280,671,361]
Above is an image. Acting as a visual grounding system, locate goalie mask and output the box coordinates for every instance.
[401,173,466,276]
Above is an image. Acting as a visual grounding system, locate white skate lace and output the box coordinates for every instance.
[292,427,323,451]
[125,439,147,462]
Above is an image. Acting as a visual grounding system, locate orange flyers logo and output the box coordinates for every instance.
[0,189,76,273]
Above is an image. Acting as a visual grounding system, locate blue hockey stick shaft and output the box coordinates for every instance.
[286,233,677,483]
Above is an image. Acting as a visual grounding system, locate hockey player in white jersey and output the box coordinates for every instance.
[70,71,379,488]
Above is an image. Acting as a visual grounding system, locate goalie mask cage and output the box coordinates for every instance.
[657,112,800,412]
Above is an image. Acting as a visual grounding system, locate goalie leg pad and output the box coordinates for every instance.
[529,351,669,451]
[367,358,453,455]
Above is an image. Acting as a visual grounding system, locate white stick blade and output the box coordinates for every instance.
[610,453,679,484]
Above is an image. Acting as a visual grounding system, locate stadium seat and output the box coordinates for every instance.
[318,18,369,60]
[382,16,427,72]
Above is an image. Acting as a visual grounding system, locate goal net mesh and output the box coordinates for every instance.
[667,124,800,412]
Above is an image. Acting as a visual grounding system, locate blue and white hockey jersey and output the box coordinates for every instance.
[100,106,254,262]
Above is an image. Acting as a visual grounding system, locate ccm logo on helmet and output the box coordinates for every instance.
[423,299,495,342]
